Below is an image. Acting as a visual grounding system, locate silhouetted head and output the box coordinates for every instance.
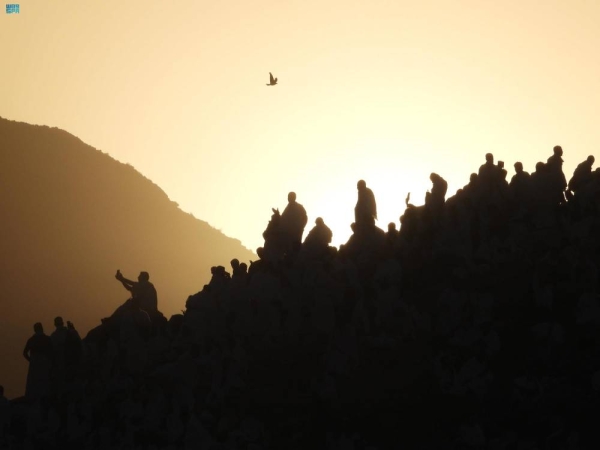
[287,192,297,203]
[54,317,64,328]
[34,322,43,334]
[501,169,507,180]
[315,217,324,226]
[498,161,504,169]
[470,173,478,183]
[553,145,563,156]
[67,321,75,330]
[535,162,545,172]
[350,222,356,232]
[430,173,439,182]
[138,271,150,282]
[587,155,595,165]
[388,222,397,232]
[485,153,494,163]
[239,262,248,273]
[256,247,265,259]
[357,180,366,191]
[230,258,240,270]
[210,266,216,275]
[514,162,523,173]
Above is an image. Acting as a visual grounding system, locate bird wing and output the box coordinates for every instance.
[269,72,275,84]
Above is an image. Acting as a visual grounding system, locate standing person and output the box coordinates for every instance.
[280,192,308,254]
[23,323,53,400]
[65,321,83,376]
[546,145,568,204]
[51,317,68,395]
[355,180,377,229]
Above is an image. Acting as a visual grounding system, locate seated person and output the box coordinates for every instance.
[115,270,158,313]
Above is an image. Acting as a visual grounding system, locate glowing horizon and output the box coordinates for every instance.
[2,0,600,251]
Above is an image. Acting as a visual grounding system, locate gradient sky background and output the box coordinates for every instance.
[2,0,600,250]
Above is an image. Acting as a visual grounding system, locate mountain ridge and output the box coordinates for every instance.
[0,116,256,398]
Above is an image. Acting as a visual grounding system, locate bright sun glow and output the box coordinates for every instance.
[2,0,600,252]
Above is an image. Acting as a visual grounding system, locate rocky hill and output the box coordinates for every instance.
[0,117,256,398]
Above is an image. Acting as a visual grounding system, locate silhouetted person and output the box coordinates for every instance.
[303,217,333,257]
[355,180,377,229]
[429,173,448,211]
[116,270,158,313]
[231,258,241,276]
[263,208,286,262]
[248,247,267,280]
[23,322,53,400]
[280,192,308,252]
[568,155,595,195]
[65,321,82,370]
[51,316,68,393]
[387,222,398,238]
[478,153,501,183]
[385,222,399,250]
[341,223,359,258]
[546,145,567,204]
[530,161,554,205]
[230,258,247,286]
[509,162,531,207]
[209,265,231,289]
[233,261,248,287]
[497,161,510,195]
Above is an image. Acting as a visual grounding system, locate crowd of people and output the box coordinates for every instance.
[3,145,600,449]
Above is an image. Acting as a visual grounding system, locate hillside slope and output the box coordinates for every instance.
[0,117,256,397]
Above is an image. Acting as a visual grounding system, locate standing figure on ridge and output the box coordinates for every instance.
[355,180,377,229]
[509,162,531,210]
[23,322,53,400]
[478,153,502,200]
[280,192,308,254]
[51,317,68,394]
[546,145,568,204]
[65,321,83,374]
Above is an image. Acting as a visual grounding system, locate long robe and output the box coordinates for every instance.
[24,333,53,400]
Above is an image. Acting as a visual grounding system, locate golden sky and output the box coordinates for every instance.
[2,0,600,250]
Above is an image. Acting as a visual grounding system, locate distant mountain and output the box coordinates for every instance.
[0,117,256,398]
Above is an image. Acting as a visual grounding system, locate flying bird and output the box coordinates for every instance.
[266,72,278,86]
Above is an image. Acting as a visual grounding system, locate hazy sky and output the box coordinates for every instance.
[2,0,600,250]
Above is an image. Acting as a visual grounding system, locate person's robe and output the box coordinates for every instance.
[24,333,53,400]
